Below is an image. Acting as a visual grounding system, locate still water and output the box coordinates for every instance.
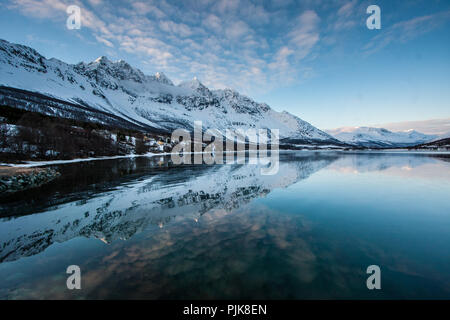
[0,151,449,299]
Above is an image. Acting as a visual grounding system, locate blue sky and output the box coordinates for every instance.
[0,0,449,131]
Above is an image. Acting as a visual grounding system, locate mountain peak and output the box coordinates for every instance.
[93,56,111,64]
[0,38,45,67]
[178,77,207,91]
[153,72,173,85]
[190,77,203,87]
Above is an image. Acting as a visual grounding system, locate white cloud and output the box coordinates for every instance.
[95,35,114,47]
[364,10,450,54]
[225,20,251,40]
[8,0,67,18]
[288,10,320,57]
[333,0,358,31]
[5,0,324,94]
[202,14,222,33]
[213,0,240,15]
[269,46,293,70]
[87,0,102,6]
[131,2,165,18]
[159,20,193,37]
[337,1,355,18]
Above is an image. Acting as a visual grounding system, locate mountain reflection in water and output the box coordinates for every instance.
[0,152,449,299]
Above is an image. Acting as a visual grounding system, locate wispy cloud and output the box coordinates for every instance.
[333,0,358,31]
[5,0,326,94]
[7,0,67,18]
[6,0,449,100]
[288,10,320,60]
[364,10,450,54]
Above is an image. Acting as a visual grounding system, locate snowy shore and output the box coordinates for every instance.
[0,153,161,168]
[1,149,449,169]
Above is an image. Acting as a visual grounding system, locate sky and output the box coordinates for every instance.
[0,0,449,132]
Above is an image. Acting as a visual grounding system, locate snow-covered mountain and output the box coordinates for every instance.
[0,39,340,146]
[326,126,438,148]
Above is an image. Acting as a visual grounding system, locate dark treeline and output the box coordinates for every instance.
[0,105,160,161]
[15,112,119,159]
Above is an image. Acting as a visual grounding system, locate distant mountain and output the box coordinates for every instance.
[437,131,450,140]
[0,39,340,146]
[326,126,438,148]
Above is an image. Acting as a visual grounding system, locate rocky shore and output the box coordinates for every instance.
[0,166,60,194]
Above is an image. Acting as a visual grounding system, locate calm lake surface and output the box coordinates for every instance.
[0,151,449,299]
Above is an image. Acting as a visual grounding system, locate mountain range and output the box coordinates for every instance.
[0,39,341,147]
[0,39,445,149]
[326,126,440,148]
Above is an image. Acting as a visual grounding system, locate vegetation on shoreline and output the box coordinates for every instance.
[0,105,174,162]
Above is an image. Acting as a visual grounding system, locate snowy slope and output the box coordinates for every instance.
[0,39,338,145]
[326,127,438,148]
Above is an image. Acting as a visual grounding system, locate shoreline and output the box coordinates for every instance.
[0,166,61,194]
[0,149,449,169]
